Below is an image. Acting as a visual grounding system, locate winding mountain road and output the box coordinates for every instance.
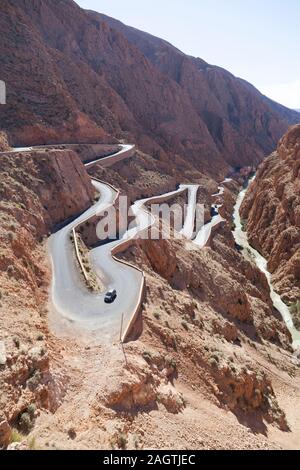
[4,142,298,351]
[47,146,205,340]
[49,146,230,339]
[192,179,232,248]
[50,179,191,340]
[180,185,199,240]
[85,144,134,168]
[2,142,229,341]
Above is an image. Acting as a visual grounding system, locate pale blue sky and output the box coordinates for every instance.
[76,0,300,108]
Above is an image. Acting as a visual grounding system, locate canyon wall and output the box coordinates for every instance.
[88,10,299,170]
[0,132,10,152]
[0,0,299,180]
[241,124,300,305]
[0,148,94,445]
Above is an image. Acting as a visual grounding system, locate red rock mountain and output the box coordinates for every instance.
[241,124,300,304]
[88,11,299,167]
[0,0,299,178]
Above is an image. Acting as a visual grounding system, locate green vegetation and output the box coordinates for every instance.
[111,432,128,450]
[17,403,37,435]
[19,412,33,434]
[10,429,25,444]
[9,429,38,450]
[6,265,14,276]
[171,333,178,351]
[28,436,38,450]
[27,404,36,418]
[290,301,300,329]
[166,357,177,370]
[209,357,219,368]
[142,350,152,362]
[240,219,247,232]
[210,353,220,363]
[27,370,42,390]
[118,433,127,450]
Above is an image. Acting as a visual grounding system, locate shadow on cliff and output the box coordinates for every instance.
[233,409,269,436]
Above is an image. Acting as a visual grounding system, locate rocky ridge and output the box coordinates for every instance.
[0,147,94,447]
[0,0,299,179]
[241,125,300,307]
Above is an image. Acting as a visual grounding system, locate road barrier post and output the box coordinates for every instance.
[0,80,6,105]
[119,313,124,342]
[119,314,129,368]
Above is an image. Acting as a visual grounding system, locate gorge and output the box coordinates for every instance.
[0,0,299,452]
[233,177,300,349]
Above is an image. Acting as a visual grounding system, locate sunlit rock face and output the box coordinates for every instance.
[0,0,299,180]
[241,124,300,304]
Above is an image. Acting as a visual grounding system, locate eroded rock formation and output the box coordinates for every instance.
[0,132,10,152]
[241,124,300,305]
[0,148,94,446]
[0,0,299,179]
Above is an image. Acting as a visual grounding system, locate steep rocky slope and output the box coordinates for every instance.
[22,187,300,451]
[0,132,10,152]
[88,10,299,169]
[0,148,94,447]
[0,0,299,179]
[241,125,300,306]
[0,142,299,450]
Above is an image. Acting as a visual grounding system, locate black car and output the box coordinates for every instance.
[104,289,117,304]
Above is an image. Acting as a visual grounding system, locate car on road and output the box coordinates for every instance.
[104,289,117,304]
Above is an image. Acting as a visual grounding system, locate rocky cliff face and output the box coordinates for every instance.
[88,11,299,170]
[0,0,299,179]
[0,148,94,446]
[109,212,294,449]
[241,125,300,305]
[0,132,10,152]
[0,149,94,231]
